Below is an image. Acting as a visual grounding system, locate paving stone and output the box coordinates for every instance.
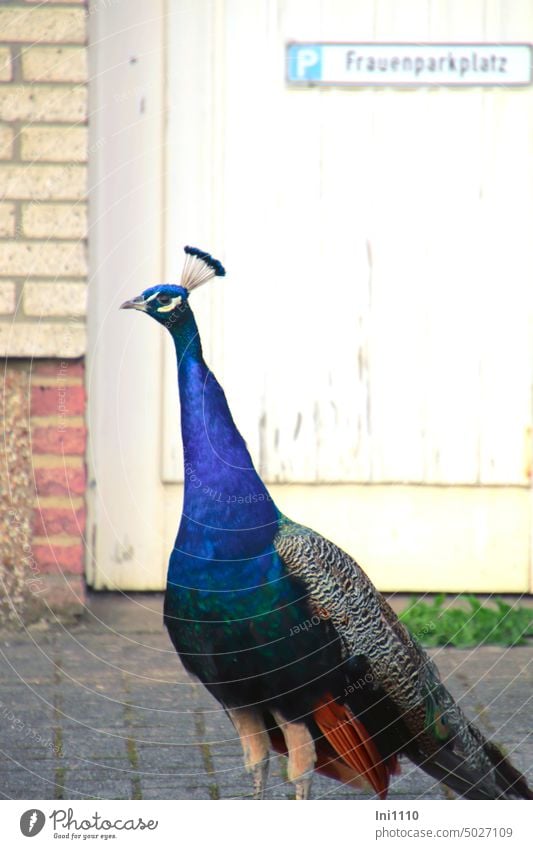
[54,780,133,800]
[1,593,531,799]
[0,766,57,799]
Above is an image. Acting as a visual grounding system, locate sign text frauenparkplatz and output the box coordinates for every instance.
[287,43,532,87]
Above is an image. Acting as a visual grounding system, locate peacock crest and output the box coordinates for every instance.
[180,245,226,292]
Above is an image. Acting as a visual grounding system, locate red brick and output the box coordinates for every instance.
[33,360,84,377]
[32,505,86,536]
[34,465,86,496]
[33,543,83,574]
[31,384,85,416]
[32,425,86,454]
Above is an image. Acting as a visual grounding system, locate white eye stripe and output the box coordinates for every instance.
[156,295,182,313]
[144,292,159,304]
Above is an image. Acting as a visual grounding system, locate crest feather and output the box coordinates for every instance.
[180,245,226,292]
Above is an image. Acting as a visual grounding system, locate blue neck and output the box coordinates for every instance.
[170,307,278,557]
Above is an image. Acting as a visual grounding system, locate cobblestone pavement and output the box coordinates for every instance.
[1,594,531,800]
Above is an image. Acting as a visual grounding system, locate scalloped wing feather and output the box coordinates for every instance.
[273,517,531,799]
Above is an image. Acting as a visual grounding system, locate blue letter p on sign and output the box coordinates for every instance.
[288,45,322,81]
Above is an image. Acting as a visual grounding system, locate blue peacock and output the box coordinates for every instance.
[121,246,532,800]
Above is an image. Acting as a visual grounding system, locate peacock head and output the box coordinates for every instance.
[120,246,225,327]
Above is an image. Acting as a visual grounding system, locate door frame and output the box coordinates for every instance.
[86,0,167,589]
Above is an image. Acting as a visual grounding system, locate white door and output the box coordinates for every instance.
[88,0,533,592]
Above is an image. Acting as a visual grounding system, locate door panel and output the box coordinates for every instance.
[163,0,533,487]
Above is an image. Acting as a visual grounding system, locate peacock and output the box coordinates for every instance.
[121,246,532,800]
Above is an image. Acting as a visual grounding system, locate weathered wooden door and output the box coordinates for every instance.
[89,0,533,592]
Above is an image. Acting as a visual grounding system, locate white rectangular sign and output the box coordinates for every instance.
[4,800,532,848]
[287,43,532,87]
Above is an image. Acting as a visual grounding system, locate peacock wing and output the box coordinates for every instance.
[273,516,508,798]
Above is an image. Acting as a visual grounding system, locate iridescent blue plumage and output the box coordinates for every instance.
[141,283,189,301]
[162,300,339,718]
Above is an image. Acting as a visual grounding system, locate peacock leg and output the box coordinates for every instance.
[272,711,317,800]
[227,708,271,799]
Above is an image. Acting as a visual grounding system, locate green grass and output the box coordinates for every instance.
[399,594,533,648]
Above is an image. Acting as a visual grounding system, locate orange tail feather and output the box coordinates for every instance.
[313,695,399,799]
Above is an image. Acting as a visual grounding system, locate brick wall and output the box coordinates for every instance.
[31,361,86,573]
[0,1,88,623]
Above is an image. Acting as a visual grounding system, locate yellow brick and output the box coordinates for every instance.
[22,47,87,83]
[0,84,86,123]
[0,48,12,82]
[0,202,15,237]
[36,499,85,512]
[22,202,87,239]
[24,282,87,317]
[0,124,14,159]
[21,126,87,163]
[0,165,86,200]
[31,416,84,427]
[0,321,86,358]
[0,282,16,315]
[0,241,87,277]
[0,7,86,44]
[33,535,82,547]
[32,454,83,470]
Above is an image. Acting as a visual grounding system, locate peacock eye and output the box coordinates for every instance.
[158,293,171,305]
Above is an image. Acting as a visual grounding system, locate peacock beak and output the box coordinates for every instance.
[120,296,147,312]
